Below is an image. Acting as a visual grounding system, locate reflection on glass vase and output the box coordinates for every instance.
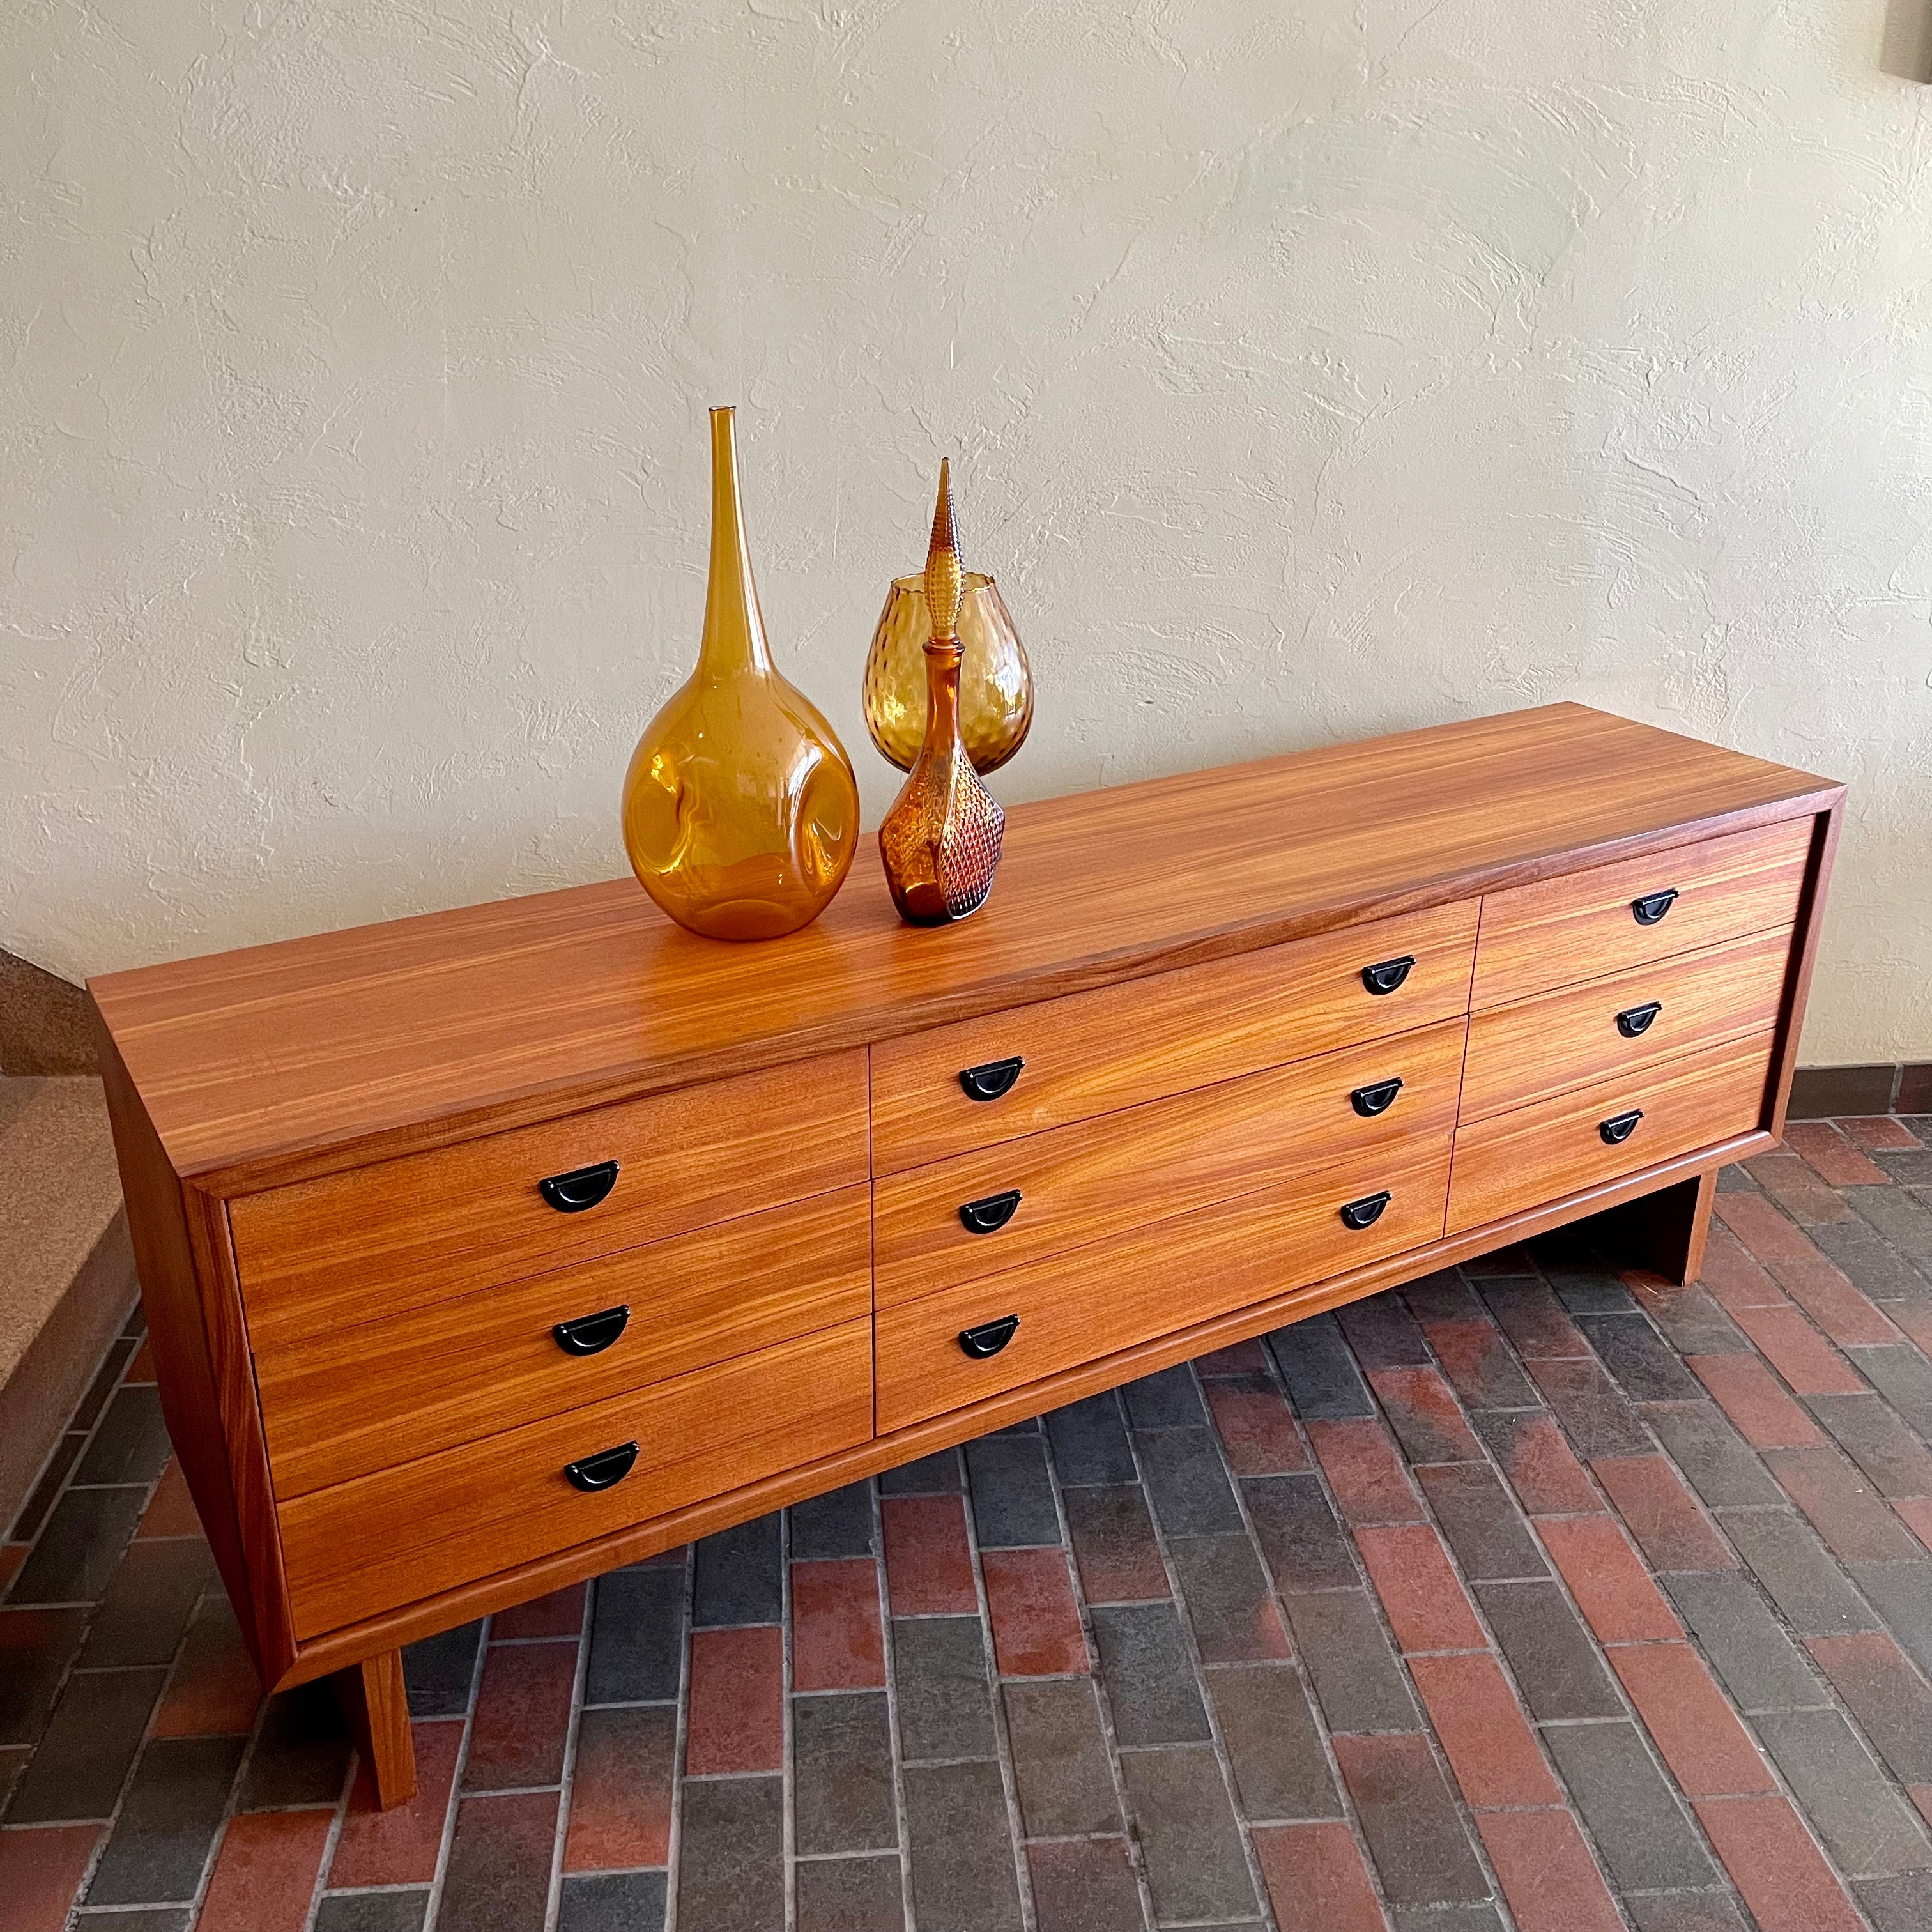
[620,406,861,941]
[877,461,1007,926]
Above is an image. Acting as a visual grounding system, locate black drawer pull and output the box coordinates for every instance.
[1361,955,1415,996]
[958,1056,1025,1103]
[565,1441,639,1492]
[1630,889,1678,926]
[1350,1077,1404,1118]
[553,1304,631,1357]
[959,1189,1023,1235]
[1599,1109,1644,1146]
[1615,1001,1663,1039]
[958,1314,1021,1359]
[539,1160,620,1213]
[1339,1190,1392,1230]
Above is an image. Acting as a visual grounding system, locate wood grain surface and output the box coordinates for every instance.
[872,1016,1466,1308]
[876,1145,1453,1432]
[870,900,1476,1175]
[88,705,1837,1190]
[274,1123,1776,1686]
[1764,807,1841,1142]
[279,1317,873,1637]
[256,1184,871,1496]
[1459,925,1794,1122]
[90,1020,287,1676]
[337,1651,416,1809]
[229,1051,866,1351]
[1471,816,1813,1010]
[1447,1027,1777,1232]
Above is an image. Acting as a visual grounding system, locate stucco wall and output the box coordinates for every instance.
[3,1,1927,1063]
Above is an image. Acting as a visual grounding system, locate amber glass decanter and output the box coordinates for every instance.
[621,407,861,941]
[877,461,1006,926]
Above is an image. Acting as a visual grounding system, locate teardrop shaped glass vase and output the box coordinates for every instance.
[621,408,861,941]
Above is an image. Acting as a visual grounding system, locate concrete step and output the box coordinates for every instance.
[0,1075,138,1534]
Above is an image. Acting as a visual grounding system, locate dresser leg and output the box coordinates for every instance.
[337,1650,418,1809]
[1584,1169,1718,1288]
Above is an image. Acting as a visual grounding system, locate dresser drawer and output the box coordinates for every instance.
[873,1016,1465,1310]
[877,1144,1451,1432]
[279,1317,872,1637]
[1471,817,1812,1010]
[870,900,1476,1175]
[1447,1029,1775,1233]
[1460,927,1793,1123]
[230,1052,868,1352]
[256,1185,871,1498]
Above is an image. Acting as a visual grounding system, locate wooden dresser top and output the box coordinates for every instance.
[89,704,1839,1188]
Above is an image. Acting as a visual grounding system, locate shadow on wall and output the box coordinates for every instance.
[1881,0,1932,80]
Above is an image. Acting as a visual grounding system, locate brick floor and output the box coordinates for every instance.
[7,1119,1932,1928]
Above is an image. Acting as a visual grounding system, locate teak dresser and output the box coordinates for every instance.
[88,703,1843,1805]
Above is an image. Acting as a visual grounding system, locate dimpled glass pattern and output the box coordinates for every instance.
[621,407,860,942]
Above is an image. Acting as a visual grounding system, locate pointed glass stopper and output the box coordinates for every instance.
[924,458,963,645]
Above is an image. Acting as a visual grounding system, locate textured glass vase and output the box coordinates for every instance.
[862,570,1032,775]
[621,407,861,941]
[877,462,1006,926]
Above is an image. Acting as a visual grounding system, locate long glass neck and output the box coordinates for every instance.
[698,406,774,678]
[923,640,963,751]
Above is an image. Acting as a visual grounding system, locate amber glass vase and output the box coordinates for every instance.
[877,462,1006,926]
[621,408,861,941]
[862,571,1032,775]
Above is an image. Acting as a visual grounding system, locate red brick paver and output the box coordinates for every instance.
[685,1625,783,1774]
[1689,1352,1826,1448]
[1537,1512,1683,1643]
[1254,1820,1385,1932]
[1591,1453,1736,1571]
[1409,1651,1562,1807]
[1353,1522,1486,1653]
[328,1718,464,1887]
[1609,1643,1777,1797]
[1478,1807,1624,1932]
[197,1809,334,1932]
[1696,1795,1866,1932]
[981,1547,1087,1677]
[792,1557,886,1690]
[1307,1417,1425,1525]
[881,1494,977,1614]
[0,1825,100,1932]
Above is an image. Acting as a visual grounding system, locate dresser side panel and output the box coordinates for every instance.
[91,1013,291,1678]
[1764,805,1844,1140]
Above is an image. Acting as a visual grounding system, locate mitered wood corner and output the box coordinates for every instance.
[88,703,1843,1803]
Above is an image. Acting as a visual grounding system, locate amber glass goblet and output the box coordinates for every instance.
[862,572,1032,774]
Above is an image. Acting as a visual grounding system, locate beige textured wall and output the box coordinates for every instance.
[3,2,1928,1063]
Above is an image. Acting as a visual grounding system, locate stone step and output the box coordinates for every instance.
[0,1073,137,1533]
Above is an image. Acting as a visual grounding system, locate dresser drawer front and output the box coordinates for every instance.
[230,1052,868,1351]
[870,901,1476,1175]
[280,1317,872,1637]
[873,1016,1465,1310]
[877,1146,1452,1433]
[1471,818,1812,1011]
[256,1185,871,1498]
[1447,1029,1775,1233]
[1460,927,1793,1124]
